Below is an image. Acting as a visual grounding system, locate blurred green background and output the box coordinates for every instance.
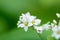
[0,0,60,40]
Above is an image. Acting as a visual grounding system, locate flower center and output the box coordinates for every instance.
[24,22,28,26]
[32,20,35,24]
[56,30,60,34]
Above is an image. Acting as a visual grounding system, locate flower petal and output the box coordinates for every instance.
[33,25,38,29]
[17,21,21,25]
[35,19,41,25]
[42,22,50,30]
[18,24,25,28]
[25,12,30,17]
[24,27,28,32]
[56,13,60,18]
[29,16,36,22]
[28,23,33,27]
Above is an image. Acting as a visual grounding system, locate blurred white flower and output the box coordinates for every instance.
[52,21,60,40]
[50,20,57,29]
[17,12,33,31]
[31,19,41,25]
[42,22,50,30]
[28,15,41,26]
[52,27,60,40]
[36,26,43,34]
[35,22,50,34]
[17,12,41,32]
[30,16,41,29]
[56,13,60,18]
[53,19,57,24]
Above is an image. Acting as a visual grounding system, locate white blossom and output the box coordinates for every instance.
[52,21,60,40]
[17,12,41,32]
[42,22,50,30]
[17,12,32,31]
[52,27,60,40]
[56,13,60,18]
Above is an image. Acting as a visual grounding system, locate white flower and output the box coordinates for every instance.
[36,26,43,34]
[42,22,50,30]
[28,16,41,26]
[32,19,41,25]
[17,12,41,32]
[29,16,41,29]
[52,21,60,40]
[52,27,60,40]
[56,13,60,18]
[17,12,33,31]
[35,22,50,34]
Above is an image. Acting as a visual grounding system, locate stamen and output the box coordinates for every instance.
[24,22,28,26]
[32,20,35,24]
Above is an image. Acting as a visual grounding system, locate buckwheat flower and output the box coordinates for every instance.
[50,20,57,29]
[52,27,60,40]
[21,12,41,26]
[17,12,41,32]
[56,13,60,18]
[29,16,41,30]
[52,21,60,40]
[17,12,33,31]
[42,22,50,30]
[36,26,43,34]
[29,16,41,26]
[25,13,41,29]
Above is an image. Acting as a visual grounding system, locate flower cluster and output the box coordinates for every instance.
[17,12,41,31]
[52,13,60,40]
[17,12,60,40]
